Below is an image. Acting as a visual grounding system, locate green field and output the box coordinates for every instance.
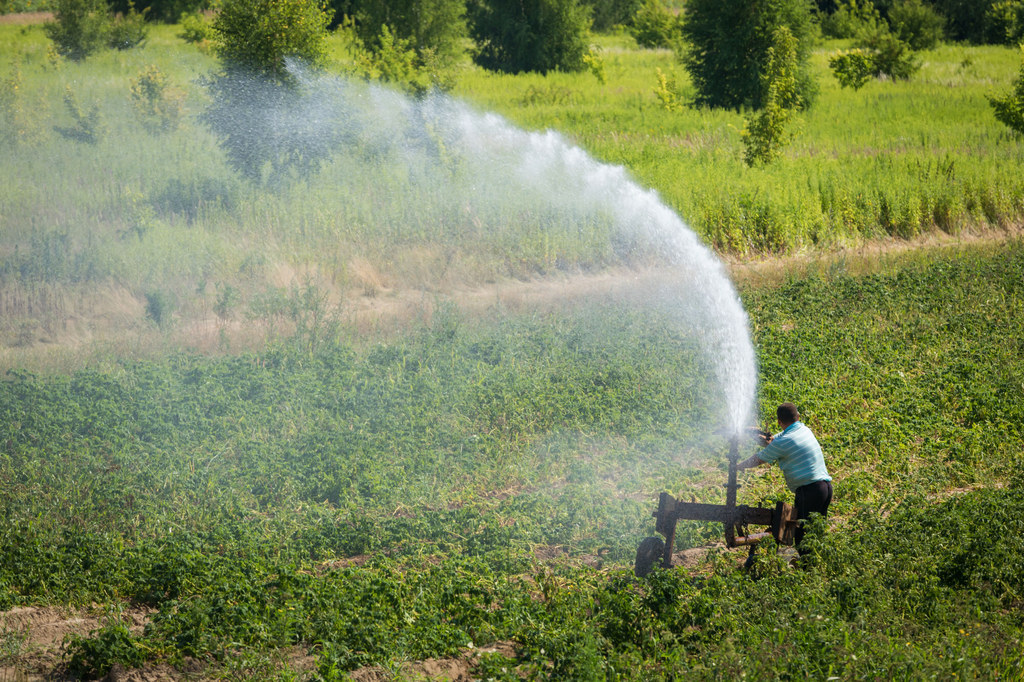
[2,14,1024,681]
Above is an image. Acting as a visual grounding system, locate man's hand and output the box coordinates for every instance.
[747,426,773,447]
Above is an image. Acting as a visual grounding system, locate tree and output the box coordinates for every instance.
[742,26,802,165]
[44,0,111,61]
[989,47,1024,135]
[353,0,467,66]
[678,0,817,110]
[202,0,336,183]
[468,0,592,74]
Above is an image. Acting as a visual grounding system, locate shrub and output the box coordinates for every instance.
[859,26,920,79]
[653,67,684,110]
[211,0,332,79]
[65,617,148,679]
[43,0,110,61]
[989,49,1024,135]
[581,0,642,32]
[829,47,874,88]
[108,0,207,23]
[130,65,185,133]
[678,0,818,110]
[984,0,1024,44]
[177,11,212,44]
[203,0,335,183]
[630,0,681,48]
[468,0,592,74]
[350,24,449,95]
[888,0,944,50]
[819,0,883,39]
[352,0,467,69]
[0,61,41,146]
[108,2,148,50]
[54,85,104,143]
[742,25,802,166]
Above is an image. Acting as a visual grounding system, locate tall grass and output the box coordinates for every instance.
[2,22,1023,365]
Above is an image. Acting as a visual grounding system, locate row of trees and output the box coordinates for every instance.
[43,0,1024,177]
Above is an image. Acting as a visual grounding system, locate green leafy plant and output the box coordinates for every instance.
[108,1,148,50]
[742,25,802,166]
[858,25,921,80]
[989,47,1024,135]
[54,85,105,144]
[829,48,875,89]
[43,0,110,61]
[889,0,945,50]
[352,0,467,75]
[984,0,1024,44]
[65,612,149,679]
[679,0,817,110]
[178,10,213,45]
[467,0,593,74]
[629,0,681,49]
[0,60,41,146]
[820,0,883,39]
[130,65,185,134]
[653,67,684,111]
[202,0,336,183]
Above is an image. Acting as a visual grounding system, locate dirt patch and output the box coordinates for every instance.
[0,11,52,24]
[349,641,518,682]
[0,606,154,681]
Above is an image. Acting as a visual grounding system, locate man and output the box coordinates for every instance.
[738,402,832,553]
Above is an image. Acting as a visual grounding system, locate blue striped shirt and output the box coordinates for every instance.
[759,421,831,492]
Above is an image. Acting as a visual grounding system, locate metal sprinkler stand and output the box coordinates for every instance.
[634,435,799,577]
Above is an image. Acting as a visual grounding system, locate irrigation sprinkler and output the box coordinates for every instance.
[634,434,799,577]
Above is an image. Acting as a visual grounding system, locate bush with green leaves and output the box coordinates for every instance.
[44,0,110,61]
[989,48,1024,135]
[889,0,944,49]
[203,0,335,183]
[108,2,148,50]
[211,0,332,79]
[820,0,883,38]
[54,85,104,143]
[352,0,467,71]
[629,0,681,48]
[858,25,920,79]
[581,0,642,32]
[742,26,802,166]
[828,47,875,88]
[108,0,207,23]
[678,0,818,110]
[130,65,185,133]
[468,0,592,74]
[177,10,212,44]
[984,0,1024,44]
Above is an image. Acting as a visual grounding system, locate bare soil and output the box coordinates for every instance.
[0,604,521,681]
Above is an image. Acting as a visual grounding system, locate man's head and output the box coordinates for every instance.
[777,402,799,427]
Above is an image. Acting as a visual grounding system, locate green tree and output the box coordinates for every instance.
[678,0,817,110]
[202,0,336,183]
[211,0,332,79]
[468,0,592,74]
[353,0,467,67]
[742,26,802,166]
[44,0,111,61]
[630,0,681,48]
[581,0,642,32]
[989,48,1024,135]
[889,0,945,50]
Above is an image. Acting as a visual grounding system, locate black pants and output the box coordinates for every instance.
[794,480,833,553]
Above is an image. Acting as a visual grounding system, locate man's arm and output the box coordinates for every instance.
[737,454,766,469]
